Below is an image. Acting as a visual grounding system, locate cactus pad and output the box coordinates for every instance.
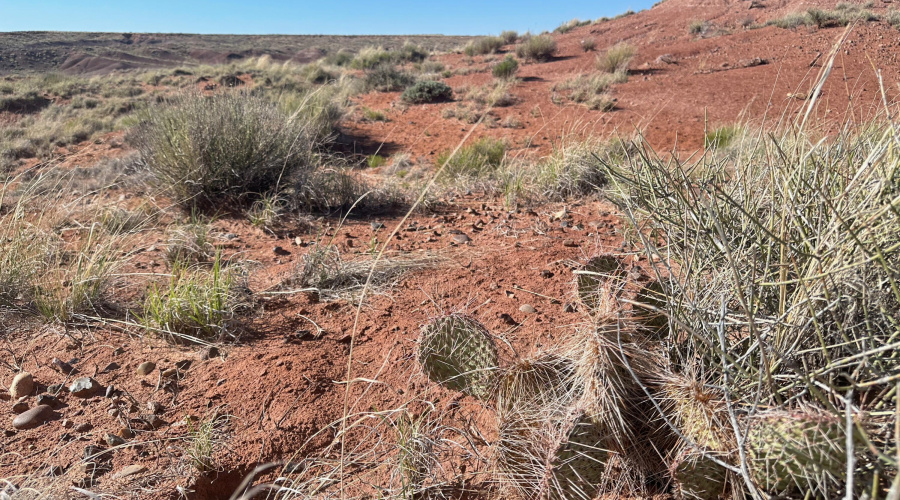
[670,449,729,500]
[417,313,498,398]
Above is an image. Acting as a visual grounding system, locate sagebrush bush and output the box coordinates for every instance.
[401,81,453,104]
[130,92,325,210]
[515,35,557,62]
[500,30,519,44]
[350,46,394,69]
[464,37,505,56]
[492,55,519,80]
[365,64,415,92]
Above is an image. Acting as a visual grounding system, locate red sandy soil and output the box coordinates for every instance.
[2,0,899,498]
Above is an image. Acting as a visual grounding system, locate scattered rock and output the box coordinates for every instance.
[117,427,135,439]
[563,239,578,247]
[51,358,76,375]
[499,313,519,326]
[36,394,60,408]
[12,398,29,414]
[540,270,553,278]
[113,464,147,479]
[62,419,73,428]
[74,422,93,433]
[519,304,537,314]
[273,246,291,256]
[9,372,34,399]
[105,386,117,398]
[46,384,63,395]
[147,402,164,414]
[175,359,192,371]
[161,368,178,378]
[137,414,166,430]
[100,362,120,373]
[136,361,156,376]
[12,405,55,430]
[111,347,125,357]
[69,378,101,398]
[104,433,126,447]
[451,233,471,244]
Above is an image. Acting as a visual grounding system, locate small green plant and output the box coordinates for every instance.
[401,81,452,104]
[366,154,387,169]
[185,413,228,473]
[365,64,415,92]
[597,43,635,73]
[362,107,388,122]
[580,38,597,52]
[247,193,285,228]
[688,19,706,35]
[886,9,900,29]
[515,35,557,62]
[704,125,741,149]
[140,254,242,342]
[492,55,519,80]
[437,137,506,180]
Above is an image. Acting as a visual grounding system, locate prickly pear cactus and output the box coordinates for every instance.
[417,313,498,399]
[575,255,623,314]
[496,406,609,500]
[670,449,729,500]
[747,411,848,498]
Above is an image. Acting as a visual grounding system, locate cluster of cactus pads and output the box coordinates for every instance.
[414,255,869,499]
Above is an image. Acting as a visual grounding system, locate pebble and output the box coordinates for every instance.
[540,270,553,278]
[74,422,93,433]
[9,372,34,399]
[273,246,291,256]
[69,377,101,398]
[100,362,120,373]
[136,361,156,376]
[519,304,537,314]
[147,402,164,414]
[105,386,117,398]
[138,414,166,430]
[37,394,60,408]
[161,368,178,378]
[46,384,63,395]
[62,419,73,428]
[105,433,126,446]
[113,464,147,479]
[12,398,29,414]
[51,357,76,375]
[451,233,471,244]
[563,239,578,247]
[117,427,135,439]
[12,405,55,430]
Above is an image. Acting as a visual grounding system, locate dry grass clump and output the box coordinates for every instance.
[463,36,505,56]
[465,80,517,107]
[515,35,558,62]
[553,73,622,110]
[555,18,591,34]
[597,43,635,74]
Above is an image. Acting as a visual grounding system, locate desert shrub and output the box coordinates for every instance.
[555,18,591,34]
[554,73,622,110]
[300,62,336,84]
[464,36,505,56]
[130,92,323,210]
[362,107,388,121]
[0,91,50,113]
[366,154,386,168]
[500,30,519,44]
[438,137,506,180]
[398,42,429,63]
[365,64,415,92]
[688,19,705,35]
[532,139,608,199]
[324,49,354,66]
[401,81,452,104]
[580,38,597,52]
[515,35,558,62]
[767,12,811,28]
[597,43,635,73]
[492,55,519,80]
[293,165,411,214]
[466,80,516,107]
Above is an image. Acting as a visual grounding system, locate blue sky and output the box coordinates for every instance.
[0,0,654,35]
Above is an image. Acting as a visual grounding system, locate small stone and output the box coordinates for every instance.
[136,361,156,376]
[111,347,125,356]
[540,270,553,278]
[46,465,65,477]
[117,427,134,439]
[12,398,29,414]
[105,386,117,398]
[105,433,126,446]
[100,362,120,373]
[519,304,537,314]
[51,358,76,375]
[451,233,471,244]
[69,377,101,398]
[12,405,55,430]
[113,464,147,479]
[9,372,34,399]
[147,402,164,414]
[160,368,178,378]
[200,346,220,360]
[62,419,73,428]
[46,384,63,395]
[137,414,166,430]
[74,422,93,433]
[108,408,121,417]
[37,394,60,408]
[563,239,578,247]
[273,246,291,256]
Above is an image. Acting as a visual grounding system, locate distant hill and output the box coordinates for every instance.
[0,32,477,75]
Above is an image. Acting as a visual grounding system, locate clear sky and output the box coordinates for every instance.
[0,0,655,36]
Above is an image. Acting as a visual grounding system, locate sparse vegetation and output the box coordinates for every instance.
[555,18,591,34]
[463,36,504,56]
[499,30,519,44]
[364,64,415,92]
[491,55,519,80]
[580,38,597,52]
[437,137,506,181]
[515,35,558,62]
[553,73,622,110]
[401,80,452,104]
[597,42,635,73]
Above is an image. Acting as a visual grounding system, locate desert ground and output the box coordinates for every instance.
[2,0,900,499]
